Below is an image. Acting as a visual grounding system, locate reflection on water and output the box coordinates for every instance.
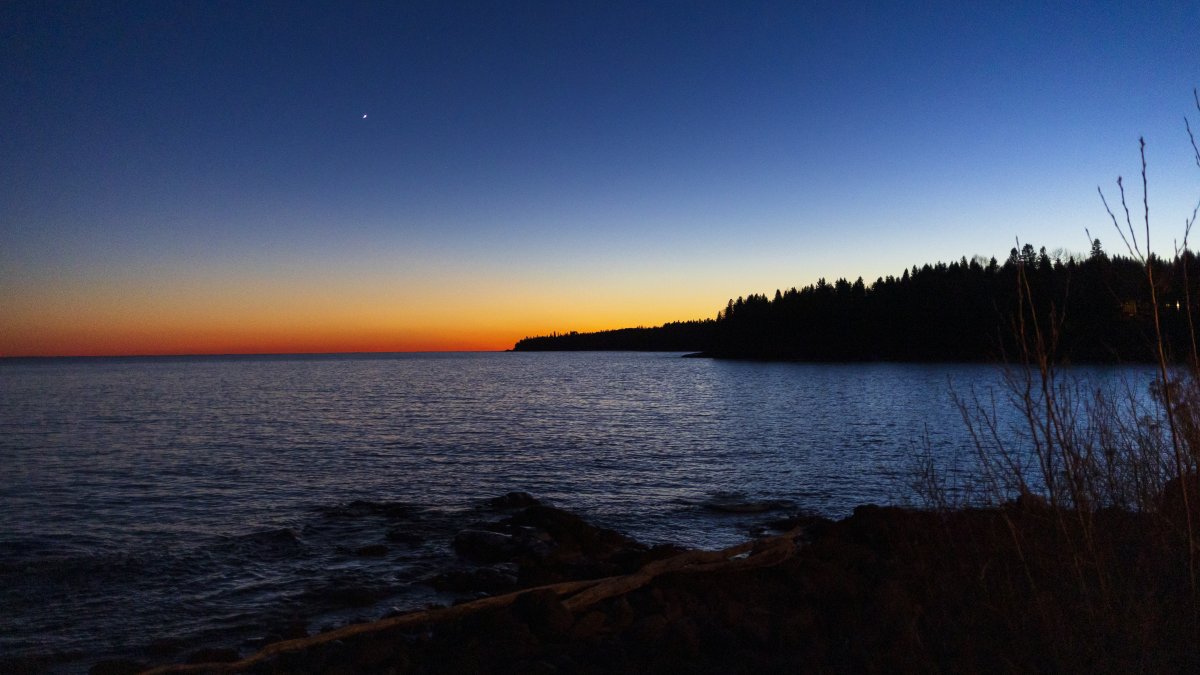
[0,352,1156,669]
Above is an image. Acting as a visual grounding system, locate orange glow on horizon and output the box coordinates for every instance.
[0,304,716,358]
[0,264,727,358]
[0,322,696,358]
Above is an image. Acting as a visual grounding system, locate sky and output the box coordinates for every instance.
[2,1,1198,356]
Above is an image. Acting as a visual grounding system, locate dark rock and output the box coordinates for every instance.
[508,506,643,560]
[351,634,396,669]
[631,614,671,642]
[645,542,688,561]
[184,647,240,664]
[321,500,417,519]
[759,513,833,534]
[454,529,522,562]
[667,616,702,653]
[570,610,609,639]
[89,659,147,675]
[606,596,637,631]
[513,589,574,638]
[431,565,519,593]
[353,543,389,557]
[490,492,542,509]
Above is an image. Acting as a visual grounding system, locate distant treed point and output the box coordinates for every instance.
[514,241,1196,363]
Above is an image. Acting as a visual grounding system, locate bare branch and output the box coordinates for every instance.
[1189,88,1200,169]
[1141,138,1150,258]
[1099,186,1138,259]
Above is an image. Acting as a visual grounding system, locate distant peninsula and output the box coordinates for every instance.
[514,242,1196,363]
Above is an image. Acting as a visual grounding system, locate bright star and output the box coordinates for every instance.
[362,114,367,119]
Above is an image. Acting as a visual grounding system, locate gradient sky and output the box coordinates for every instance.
[2,1,1198,356]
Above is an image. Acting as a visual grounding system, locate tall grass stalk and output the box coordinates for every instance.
[918,90,1200,658]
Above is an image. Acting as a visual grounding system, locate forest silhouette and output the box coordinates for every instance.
[514,241,1200,363]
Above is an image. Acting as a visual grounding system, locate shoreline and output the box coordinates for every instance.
[68,495,1200,674]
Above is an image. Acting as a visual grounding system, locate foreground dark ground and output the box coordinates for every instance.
[84,496,1200,674]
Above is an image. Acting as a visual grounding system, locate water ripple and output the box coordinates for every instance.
[0,352,1155,671]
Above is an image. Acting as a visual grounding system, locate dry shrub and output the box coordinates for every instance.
[913,90,1200,671]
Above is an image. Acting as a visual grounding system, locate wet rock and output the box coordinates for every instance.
[702,496,793,514]
[431,564,519,593]
[490,491,542,509]
[447,504,646,591]
[454,529,522,563]
[508,506,643,560]
[321,500,417,519]
[645,542,688,560]
[754,513,834,539]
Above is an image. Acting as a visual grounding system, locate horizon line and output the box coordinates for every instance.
[0,349,517,361]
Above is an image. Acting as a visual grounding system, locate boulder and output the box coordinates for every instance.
[489,492,543,509]
[512,589,574,638]
[454,529,523,563]
[507,506,642,561]
[431,565,520,593]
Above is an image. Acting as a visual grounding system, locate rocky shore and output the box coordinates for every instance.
[68,494,1200,673]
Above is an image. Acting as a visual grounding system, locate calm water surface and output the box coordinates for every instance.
[0,352,1152,670]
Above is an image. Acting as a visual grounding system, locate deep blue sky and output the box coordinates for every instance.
[2,1,1198,354]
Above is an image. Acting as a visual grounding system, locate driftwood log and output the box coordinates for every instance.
[140,528,802,675]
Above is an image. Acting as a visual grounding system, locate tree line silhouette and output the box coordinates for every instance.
[512,322,715,352]
[513,241,1200,363]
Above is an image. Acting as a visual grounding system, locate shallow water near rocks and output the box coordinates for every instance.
[0,352,1154,671]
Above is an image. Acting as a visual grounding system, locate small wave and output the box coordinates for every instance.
[317,500,421,519]
[226,527,302,547]
[210,528,306,562]
[671,491,796,514]
[296,573,399,609]
[0,550,148,586]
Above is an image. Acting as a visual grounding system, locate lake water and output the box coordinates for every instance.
[0,352,1155,670]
